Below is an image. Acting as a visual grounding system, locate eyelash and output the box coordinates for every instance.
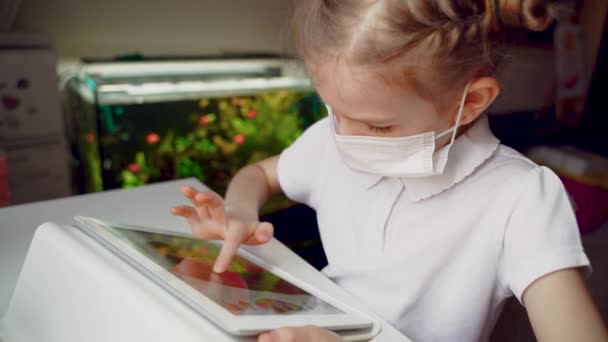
[368,125,394,134]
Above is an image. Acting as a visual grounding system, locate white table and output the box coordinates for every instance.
[0,178,411,341]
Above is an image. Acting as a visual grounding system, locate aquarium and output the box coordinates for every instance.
[63,59,327,213]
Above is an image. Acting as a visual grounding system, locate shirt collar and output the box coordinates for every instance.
[361,115,500,201]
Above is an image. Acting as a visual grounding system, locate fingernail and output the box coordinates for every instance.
[213,263,224,273]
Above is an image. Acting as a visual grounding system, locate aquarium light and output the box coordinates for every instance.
[83,59,297,78]
[96,76,313,104]
[100,77,308,95]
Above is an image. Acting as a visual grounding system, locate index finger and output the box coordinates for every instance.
[213,221,249,273]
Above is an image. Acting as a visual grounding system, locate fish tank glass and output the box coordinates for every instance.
[63,59,327,213]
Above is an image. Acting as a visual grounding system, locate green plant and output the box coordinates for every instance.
[117,90,326,211]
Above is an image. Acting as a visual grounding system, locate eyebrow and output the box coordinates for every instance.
[332,108,396,127]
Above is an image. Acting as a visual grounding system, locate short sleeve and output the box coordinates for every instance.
[499,166,591,304]
[277,118,330,207]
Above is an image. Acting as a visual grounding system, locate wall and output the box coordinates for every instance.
[13,0,293,59]
[490,46,556,114]
[580,0,608,92]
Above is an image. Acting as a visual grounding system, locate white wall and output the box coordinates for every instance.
[14,0,293,59]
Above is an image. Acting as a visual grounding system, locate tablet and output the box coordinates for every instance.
[73,216,375,336]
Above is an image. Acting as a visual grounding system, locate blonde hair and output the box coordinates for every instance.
[292,0,557,102]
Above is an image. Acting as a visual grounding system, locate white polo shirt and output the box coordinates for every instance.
[277,116,591,342]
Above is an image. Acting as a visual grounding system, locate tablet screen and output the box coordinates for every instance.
[105,225,343,316]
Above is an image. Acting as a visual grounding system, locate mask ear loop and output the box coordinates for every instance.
[326,104,339,133]
[449,81,472,144]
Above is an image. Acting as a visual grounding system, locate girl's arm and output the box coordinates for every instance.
[223,155,282,219]
[524,268,608,342]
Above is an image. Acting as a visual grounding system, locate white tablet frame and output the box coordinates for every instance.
[74,216,375,336]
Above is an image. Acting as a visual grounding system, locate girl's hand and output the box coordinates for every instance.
[171,186,274,273]
[258,326,343,342]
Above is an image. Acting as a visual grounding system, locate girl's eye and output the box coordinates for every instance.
[368,125,394,134]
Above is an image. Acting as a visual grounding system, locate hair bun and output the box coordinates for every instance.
[495,0,555,31]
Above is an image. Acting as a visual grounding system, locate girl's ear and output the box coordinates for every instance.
[453,77,501,125]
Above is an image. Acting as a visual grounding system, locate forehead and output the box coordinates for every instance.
[309,59,438,121]
[310,59,401,99]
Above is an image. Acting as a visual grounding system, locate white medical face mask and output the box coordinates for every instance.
[329,82,471,178]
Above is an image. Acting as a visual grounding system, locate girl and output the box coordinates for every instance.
[171,1,608,341]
